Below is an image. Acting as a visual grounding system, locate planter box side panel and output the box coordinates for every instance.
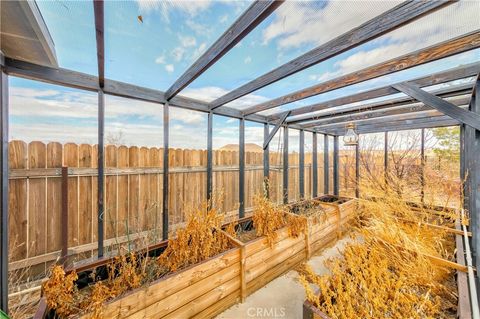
[91,248,241,319]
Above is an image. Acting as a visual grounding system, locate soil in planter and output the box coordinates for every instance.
[290,201,329,218]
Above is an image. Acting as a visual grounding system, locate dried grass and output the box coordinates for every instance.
[299,179,458,319]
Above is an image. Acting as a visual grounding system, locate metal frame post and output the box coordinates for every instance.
[283,126,289,204]
[299,130,305,198]
[355,140,360,198]
[333,135,339,195]
[207,111,213,203]
[263,122,269,198]
[312,132,318,198]
[0,69,9,314]
[460,124,466,208]
[384,131,388,186]
[162,102,169,240]
[420,128,425,203]
[324,135,329,194]
[97,90,104,258]
[239,118,245,218]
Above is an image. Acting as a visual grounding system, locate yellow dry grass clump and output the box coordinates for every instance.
[251,194,306,246]
[299,187,458,319]
[42,199,232,318]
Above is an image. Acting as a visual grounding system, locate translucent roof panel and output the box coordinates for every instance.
[246,0,480,109]
[181,0,401,100]
[36,1,97,75]
[260,49,480,117]
[104,1,249,91]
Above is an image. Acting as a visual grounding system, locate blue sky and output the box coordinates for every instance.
[9,0,480,149]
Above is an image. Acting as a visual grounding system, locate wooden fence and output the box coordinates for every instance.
[7,141,325,275]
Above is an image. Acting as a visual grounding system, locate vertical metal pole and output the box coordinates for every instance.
[207,111,213,203]
[0,70,9,314]
[283,126,289,204]
[355,140,360,198]
[460,124,466,209]
[263,123,269,198]
[239,118,245,218]
[384,131,388,187]
[333,136,339,196]
[162,102,169,240]
[470,77,480,269]
[61,166,69,263]
[299,130,305,199]
[97,90,104,258]
[420,128,425,203]
[324,135,329,194]
[312,132,318,198]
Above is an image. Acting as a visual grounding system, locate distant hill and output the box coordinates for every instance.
[219,143,262,152]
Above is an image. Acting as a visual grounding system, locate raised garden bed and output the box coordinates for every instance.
[287,198,357,258]
[222,215,308,299]
[35,226,243,319]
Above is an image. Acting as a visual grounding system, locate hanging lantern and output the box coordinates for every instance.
[343,123,358,146]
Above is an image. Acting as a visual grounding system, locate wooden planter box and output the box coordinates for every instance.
[222,216,308,300]
[287,198,357,258]
[36,238,242,319]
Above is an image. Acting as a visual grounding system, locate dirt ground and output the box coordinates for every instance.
[216,235,353,319]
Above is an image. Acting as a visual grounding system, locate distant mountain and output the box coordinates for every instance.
[219,143,262,152]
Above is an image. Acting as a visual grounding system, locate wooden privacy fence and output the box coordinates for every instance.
[7,140,325,274]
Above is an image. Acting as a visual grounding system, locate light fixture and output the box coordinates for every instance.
[343,123,359,146]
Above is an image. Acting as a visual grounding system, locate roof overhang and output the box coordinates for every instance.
[1,0,57,67]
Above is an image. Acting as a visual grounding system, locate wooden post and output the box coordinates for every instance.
[162,102,169,240]
[324,135,329,194]
[299,129,305,199]
[312,132,318,198]
[333,136,339,196]
[283,126,288,204]
[97,90,105,258]
[263,122,269,198]
[0,69,9,314]
[239,118,245,218]
[61,167,69,263]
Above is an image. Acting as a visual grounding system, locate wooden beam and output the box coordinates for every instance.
[269,62,480,121]
[243,30,480,115]
[392,81,480,130]
[263,111,290,150]
[301,96,468,128]
[93,0,104,88]
[288,82,473,125]
[209,0,453,110]
[165,0,283,100]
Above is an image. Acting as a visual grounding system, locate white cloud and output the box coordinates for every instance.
[182,86,269,109]
[171,47,185,62]
[219,14,228,24]
[244,56,252,64]
[185,20,213,36]
[262,1,400,49]
[305,1,480,84]
[136,0,212,23]
[192,42,207,60]
[165,64,174,73]
[155,55,166,64]
[179,35,196,48]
